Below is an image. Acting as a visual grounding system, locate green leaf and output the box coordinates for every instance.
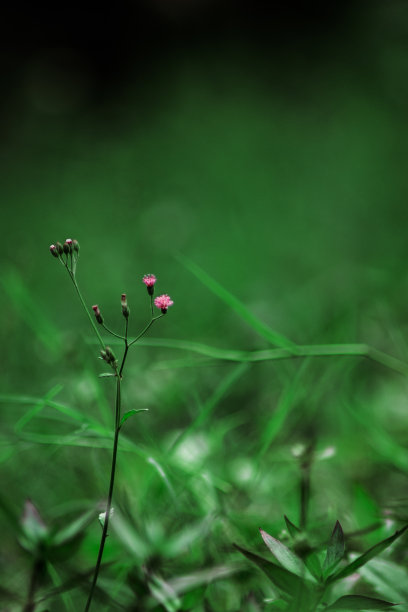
[99,373,116,378]
[234,543,305,596]
[119,409,148,428]
[304,551,322,582]
[328,525,408,584]
[176,254,298,352]
[284,515,301,538]
[323,521,345,577]
[325,595,398,610]
[260,528,306,577]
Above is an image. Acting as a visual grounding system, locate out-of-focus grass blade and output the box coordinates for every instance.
[176,255,298,352]
[171,362,249,451]
[234,543,305,596]
[12,384,63,432]
[328,525,408,583]
[258,361,308,459]
[347,402,408,472]
[147,573,181,612]
[1,268,62,353]
[0,391,107,438]
[259,529,306,578]
[325,595,397,610]
[52,509,96,547]
[167,565,239,594]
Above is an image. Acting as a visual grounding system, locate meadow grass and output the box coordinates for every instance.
[1,252,408,611]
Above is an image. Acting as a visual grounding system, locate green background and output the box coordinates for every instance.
[1,2,408,609]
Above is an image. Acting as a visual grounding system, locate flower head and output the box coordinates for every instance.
[143,274,156,287]
[154,294,174,314]
[143,274,157,296]
[49,244,59,258]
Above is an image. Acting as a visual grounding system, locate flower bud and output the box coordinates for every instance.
[73,239,80,253]
[49,244,59,258]
[92,305,103,325]
[63,242,70,254]
[64,239,73,254]
[56,242,64,255]
[121,293,129,319]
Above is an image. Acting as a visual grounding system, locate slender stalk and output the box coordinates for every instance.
[102,323,126,341]
[67,271,105,350]
[128,314,164,348]
[84,376,121,612]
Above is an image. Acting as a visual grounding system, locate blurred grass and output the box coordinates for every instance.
[2,5,408,608]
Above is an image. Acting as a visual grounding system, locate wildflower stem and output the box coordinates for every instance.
[128,314,164,348]
[66,270,105,349]
[84,374,121,612]
[102,323,126,341]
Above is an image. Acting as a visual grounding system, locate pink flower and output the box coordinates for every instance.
[154,294,174,313]
[143,274,156,287]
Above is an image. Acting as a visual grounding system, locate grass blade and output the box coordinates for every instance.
[176,255,298,352]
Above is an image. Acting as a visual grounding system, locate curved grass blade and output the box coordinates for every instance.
[176,255,298,352]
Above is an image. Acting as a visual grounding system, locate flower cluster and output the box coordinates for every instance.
[50,239,79,258]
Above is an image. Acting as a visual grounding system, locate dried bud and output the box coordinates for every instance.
[73,239,80,253]
[105,346,117,364]
[56,242,64,255]
[92,305,103,325]
[121,293,129,319]
[49,244,59,258]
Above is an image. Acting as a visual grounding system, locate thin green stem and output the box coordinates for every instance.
[84,375,121,612]
[66,269,105,349]
[102,323,126,341]
[128,314,164,348]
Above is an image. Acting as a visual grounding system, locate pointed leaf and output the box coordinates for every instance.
[234,543,305,596]
[284,515,301,538]
[323,521,345,577]
[326,595,398,610]
[328,525,408,584]
[119,409,148,428]
[260,528,305,577]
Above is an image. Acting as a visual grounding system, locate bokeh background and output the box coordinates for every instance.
[2,1,408,610]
